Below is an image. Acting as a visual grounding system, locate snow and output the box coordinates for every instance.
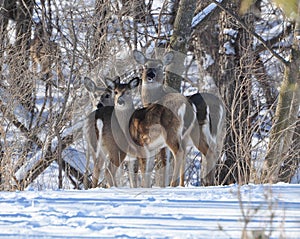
[192,1,223,28]
[0,184,299,238]
[223,41,235,55]
[1,1,299,238]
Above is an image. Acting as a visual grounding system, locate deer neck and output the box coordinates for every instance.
[141,83,166,106]
[112,102,140,156]
[114,102,135,138]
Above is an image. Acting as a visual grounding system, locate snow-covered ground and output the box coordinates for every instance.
[0,184,299,238]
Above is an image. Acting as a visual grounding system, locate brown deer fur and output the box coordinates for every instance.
[133,50,225,186]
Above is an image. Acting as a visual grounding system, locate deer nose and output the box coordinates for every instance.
[146,68,156,79]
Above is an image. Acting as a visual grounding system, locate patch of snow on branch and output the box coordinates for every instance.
[192,0,223,28]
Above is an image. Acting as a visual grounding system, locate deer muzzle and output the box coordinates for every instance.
[146,68,156,80]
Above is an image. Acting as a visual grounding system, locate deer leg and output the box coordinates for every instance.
[169,140,184,187]
[155,148,167,187]
[127,157,138,188]
[31,61,38,75]
[201,147,217,186]
[165,149,173,186]
[179,149,187,187]
[92,159,101,188]
[105,151,125,188]
[105,163,117,188]
[92,148,106,188]
[84,146,92,189]
[56,57,64,85]
[93,147,106,188]
[144,154,155,188]
[138,156,154,188]
[41,59,53,81]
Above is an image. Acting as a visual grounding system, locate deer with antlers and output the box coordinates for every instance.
[133,50,225,186]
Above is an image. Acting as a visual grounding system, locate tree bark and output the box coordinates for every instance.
[216,3,238,185]
[7,0,34,113]
[91,0,109,66]
[165,0,197,92]
[192,0,223,91]
[216,0,255,185]
[262,2,300,182]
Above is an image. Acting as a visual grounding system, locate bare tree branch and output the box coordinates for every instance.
[212,0,289,66]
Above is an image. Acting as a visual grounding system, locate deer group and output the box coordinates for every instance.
[83,49,225,188]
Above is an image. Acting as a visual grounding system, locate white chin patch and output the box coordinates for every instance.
[147,77,154,82]
[143,82,160,88]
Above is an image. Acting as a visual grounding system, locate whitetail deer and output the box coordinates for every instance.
[83,76,139,188]
[133,49,225,186]
[30,22,63,84]
[83,76,114,188]
[188,93,225,186]
[108,51,196,187]
[84,76,114,109]
[131,49,175,187]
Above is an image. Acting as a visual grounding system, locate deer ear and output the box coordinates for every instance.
[163,51,174,66]
[114,76,120,84]
[133,50,147,65]
[83,77,96,92]
[129,77,140,89]
[105,77,115,90]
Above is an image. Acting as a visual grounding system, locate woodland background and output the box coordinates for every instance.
[0,0,299,191]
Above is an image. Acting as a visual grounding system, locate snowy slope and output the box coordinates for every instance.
[0,184,299,239]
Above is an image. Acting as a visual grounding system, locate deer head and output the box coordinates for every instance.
[105,76,140,110]
[133,50,174,85]
[133,50,174,105]
[84,77,114,109]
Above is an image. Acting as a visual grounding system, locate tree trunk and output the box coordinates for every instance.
[165,0,197,92]
[0,0,17,71]
[216,5,238,185]
[262,3,300,183]
[216,0,255,185]
[192,0,223,92]
[91,0,109,67]
[8,0,34,113]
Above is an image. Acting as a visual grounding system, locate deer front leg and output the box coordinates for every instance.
[92,145,106,188]
[144,154,155,188]
[127,157,138,188]
[137,155,153,188]
[105,163,118,188]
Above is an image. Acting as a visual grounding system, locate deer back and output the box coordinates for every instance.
[129,103,181,148]
[200,92,225,138]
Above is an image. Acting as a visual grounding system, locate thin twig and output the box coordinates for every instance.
[212,0,289,66]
